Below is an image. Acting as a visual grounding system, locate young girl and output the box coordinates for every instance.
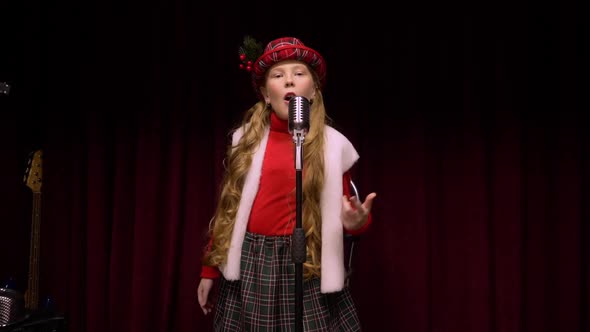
[197,36,377,331]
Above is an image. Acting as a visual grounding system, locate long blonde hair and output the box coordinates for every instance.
[203,88,328,279]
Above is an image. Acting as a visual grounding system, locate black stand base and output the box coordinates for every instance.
[0,311,67,332]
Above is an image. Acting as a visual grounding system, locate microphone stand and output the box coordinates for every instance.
[292,131,306,332]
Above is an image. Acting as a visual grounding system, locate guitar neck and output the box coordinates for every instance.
[23,149,43,311]
[25,192,42,311]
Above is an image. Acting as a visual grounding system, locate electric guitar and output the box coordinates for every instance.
[23,149,43,311]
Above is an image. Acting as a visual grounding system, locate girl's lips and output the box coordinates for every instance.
[284,92,296,101]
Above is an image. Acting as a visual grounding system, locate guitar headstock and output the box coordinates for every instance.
[0,82,10,95]
[24,150,43,193]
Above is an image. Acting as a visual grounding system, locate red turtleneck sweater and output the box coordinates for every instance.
[201,112,371,278]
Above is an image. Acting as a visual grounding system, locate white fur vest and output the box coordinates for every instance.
[219,124,359,293]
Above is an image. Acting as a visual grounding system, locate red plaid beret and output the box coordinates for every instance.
[251,37,326,99]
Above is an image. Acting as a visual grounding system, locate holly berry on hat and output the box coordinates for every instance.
[238,35,263,72]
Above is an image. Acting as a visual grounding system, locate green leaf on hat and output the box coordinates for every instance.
[239,35,264,63]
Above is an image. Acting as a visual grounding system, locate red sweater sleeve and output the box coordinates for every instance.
[342,172,373,236]
[201,265,220,279]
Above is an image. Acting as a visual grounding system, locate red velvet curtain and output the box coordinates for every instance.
[1,2,586,332]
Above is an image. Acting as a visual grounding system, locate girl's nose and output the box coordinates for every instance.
[285,76,294,87]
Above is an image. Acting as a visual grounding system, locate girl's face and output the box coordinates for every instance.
[260,60,317,120]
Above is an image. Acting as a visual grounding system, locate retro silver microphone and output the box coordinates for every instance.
[288,96,310,137]
[288,96,310,170]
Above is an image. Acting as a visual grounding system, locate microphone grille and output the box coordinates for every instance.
[288,96,310,134]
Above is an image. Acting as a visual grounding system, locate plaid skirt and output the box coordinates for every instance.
[214,232,361,331]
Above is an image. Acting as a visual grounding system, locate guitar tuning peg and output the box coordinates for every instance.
[0,82,10,95]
